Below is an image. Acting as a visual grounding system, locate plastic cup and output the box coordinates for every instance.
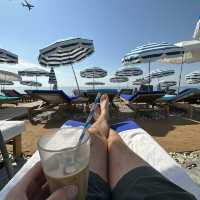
[38,126,90,200]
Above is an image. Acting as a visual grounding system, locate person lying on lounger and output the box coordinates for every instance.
[6,94,196,200]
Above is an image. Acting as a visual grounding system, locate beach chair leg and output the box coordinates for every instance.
[13,135,22,158]
[0,131,14,179]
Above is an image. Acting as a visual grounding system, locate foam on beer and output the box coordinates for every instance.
[43,127,87,151]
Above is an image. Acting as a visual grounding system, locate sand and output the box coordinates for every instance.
[16,105,200,155]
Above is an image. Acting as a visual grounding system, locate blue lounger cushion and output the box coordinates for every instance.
[31,90,79,103]
[64,119,140,133]
[120,91,165,102]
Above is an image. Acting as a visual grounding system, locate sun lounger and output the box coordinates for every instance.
[0,119,199,199]
[0,96,19,106]
[30,90,88,105]
[120,91,166,118]
[158,88,200,104]
[0,120,25,179]
[1,90,32,103]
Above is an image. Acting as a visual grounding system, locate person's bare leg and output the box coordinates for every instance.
[87,94,110,182]
[108,129,149,189]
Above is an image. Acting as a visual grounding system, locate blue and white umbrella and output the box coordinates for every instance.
[48,67,57,90]
[20,80,42,87]
[115,66,143,77]
[110,76,129,83]
[38,38,94,92]
[0,48,18,64]
[132,77,149,85]
[145,69,175,79]
[85,81,105,86]
[185,71,200,84]
[80,67,107,89]
[122,43,183,91]
[159,80,177,88]
[18,67,49,89]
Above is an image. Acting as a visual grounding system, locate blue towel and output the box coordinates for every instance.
[64,119,139,133]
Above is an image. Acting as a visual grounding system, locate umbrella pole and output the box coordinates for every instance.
[148,61,151,92]
[71,64,80,93]
[177,55,184,95]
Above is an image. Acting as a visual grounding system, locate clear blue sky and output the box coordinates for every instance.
[0,0,200,88]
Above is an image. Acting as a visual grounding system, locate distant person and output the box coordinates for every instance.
[6,95,197,200]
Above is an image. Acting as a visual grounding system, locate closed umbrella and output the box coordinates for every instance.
[80,67,107,89]
[18,67,49,89]
[122,43,183,91]
[193,17,200,40]
[48,67,57,90]
[38,38,94,92]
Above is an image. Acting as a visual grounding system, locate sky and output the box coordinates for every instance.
[0,0,200,89]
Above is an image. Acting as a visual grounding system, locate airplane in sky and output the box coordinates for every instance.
[21,0,34,11]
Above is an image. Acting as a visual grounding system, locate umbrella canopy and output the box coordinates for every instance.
[0,80,14,85]
[80,67,107,89]
[132,78,149,85]
[48,67,57,85]
[18,67,49,89]
[0,48,18,64]
[159,80,177,87]
[20,80,42,87]
[144,69,175,79]
[38,38,95,92]
[85,81,105,86]
[110,76,129,83]
[18,67,49,77]
[0,70,21,81]
[115,66,143,77]
[122,43,183,65]
[122,43,183,91]
[193,17,200,40]
[80,67,107,78]
[162,40,200,64]
[185,71,200,84]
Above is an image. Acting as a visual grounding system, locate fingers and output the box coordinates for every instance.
[46,185,78,200]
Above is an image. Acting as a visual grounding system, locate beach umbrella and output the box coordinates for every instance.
[38,38,95,93]
[161,40,200,93]
[0,70,21,82]
[48,67,57,90]
[0,48,18,64]
[159,80,177,88]
[80,67,107,89]
[109,76,129,83]
[145,69,175,79]
[122,43,183,90]
[185,71,200,84]
[85,81,105,86]
[0,80,14,91]
[193,17,200,40]
[0,70,20,91]
[115,66,143,77]
[18,67,49,89]
[20,80,42,88]
[132,77,150,85]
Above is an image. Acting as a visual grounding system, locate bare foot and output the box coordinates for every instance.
[94,94,109,121]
